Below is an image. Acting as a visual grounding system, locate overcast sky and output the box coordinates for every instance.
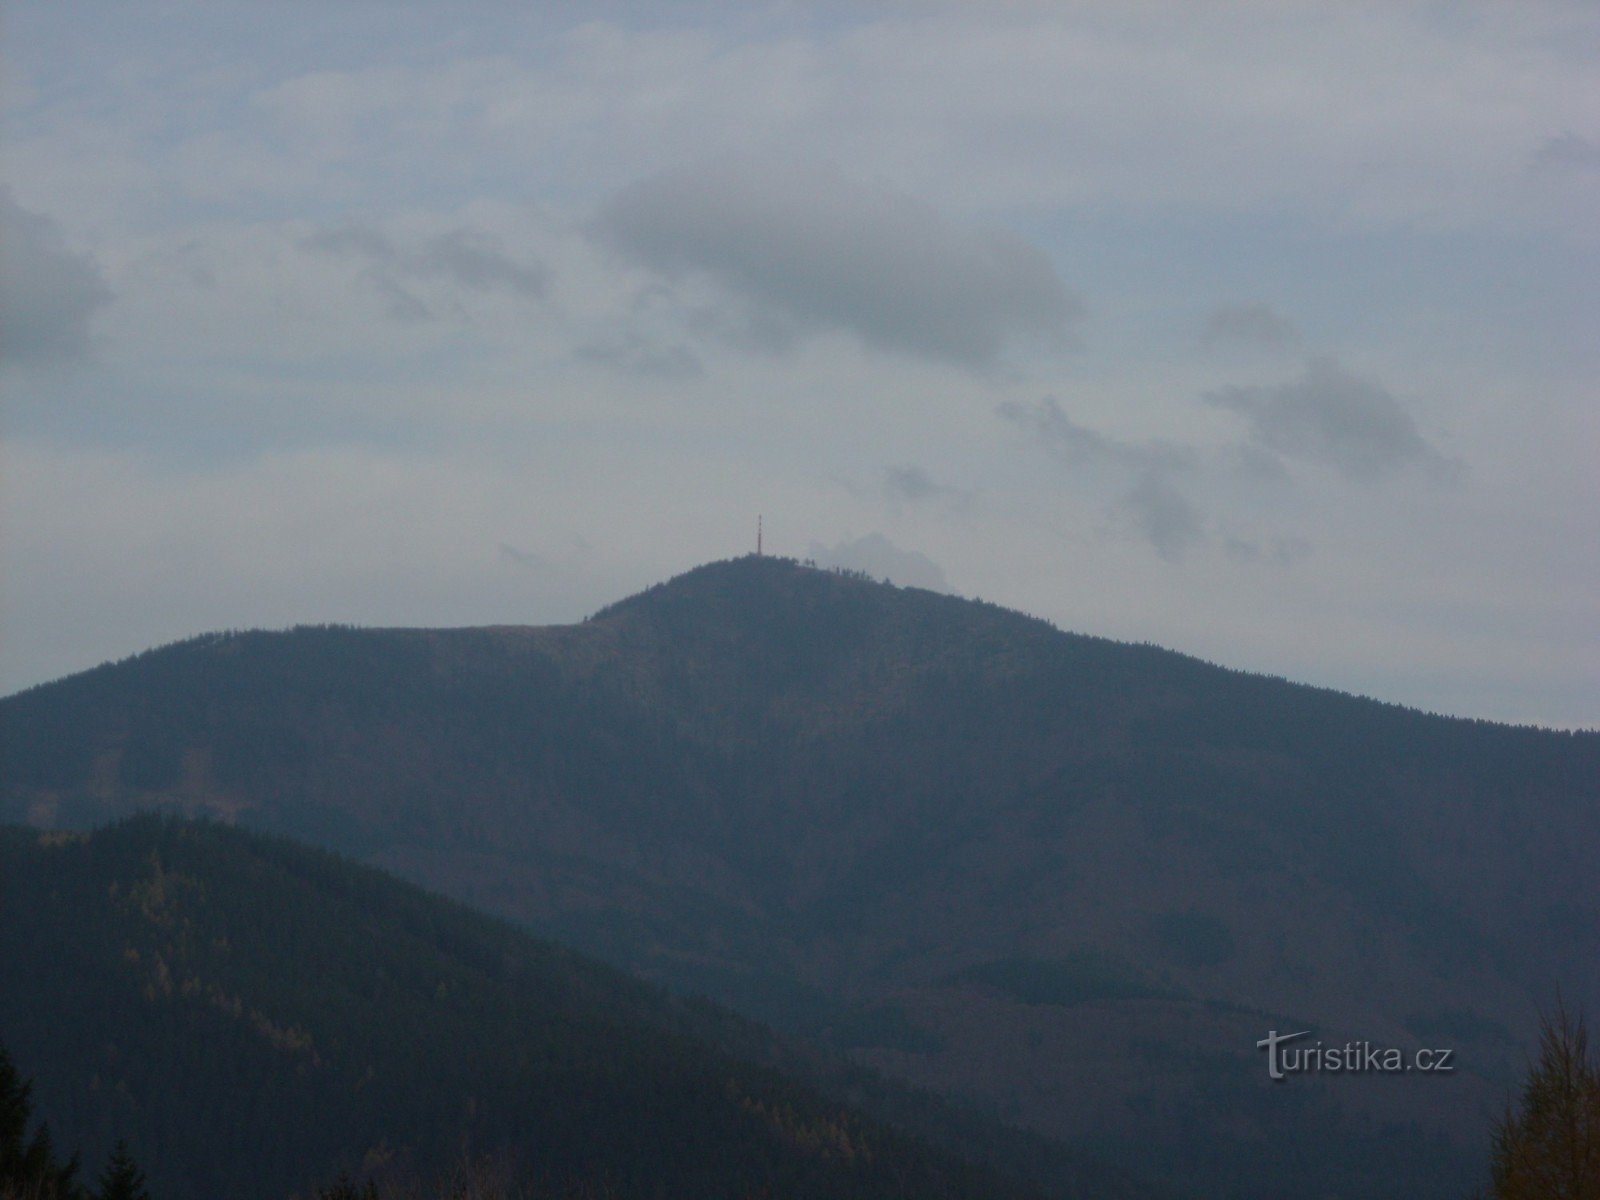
[3,1,1596,727]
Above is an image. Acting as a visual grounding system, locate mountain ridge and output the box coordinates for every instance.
[17,554,1578,732]
[4,554,1595,1198]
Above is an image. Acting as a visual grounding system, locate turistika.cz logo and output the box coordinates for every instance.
[1256,1029,1455,1080]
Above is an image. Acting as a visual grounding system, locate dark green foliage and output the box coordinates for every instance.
[0,1046,31,1174]
[94,1142,149,1200]
[0,818,1095,1200]
[0,1042,80,1199]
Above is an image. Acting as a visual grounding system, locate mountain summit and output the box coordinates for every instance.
[4,556,1596,1198]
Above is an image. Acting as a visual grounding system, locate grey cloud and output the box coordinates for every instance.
[1123,473,1203,562]
[885,464,969,505]
[998,396,1206,559]
[593,155,1083,369]
[1224,535,1311,567]
[806,532,950,592]
[0,190,112,364]
[164,240,217,290]
[574,332,704,380]
[886,465,939,500]
[1226,442,1292,485]
[1531,132,1600,172]
[1201,302,1298,348]
[996,396,1195,474]
[997,396,1116,464]
[414,230,547,297]
[497,542,546,571]
[1204,357,1456,482]
[300,222,546,313]
[371,275,433,322]
[687,299,800,357]
[300,225,393,259]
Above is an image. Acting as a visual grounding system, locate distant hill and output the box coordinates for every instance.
[0,816,1143,1200]
[4,555,1597,1197]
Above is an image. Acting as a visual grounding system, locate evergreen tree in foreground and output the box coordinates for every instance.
[94,1143,149,1200]
[1492,1002,1600,1199]
[0,1042,80,1199]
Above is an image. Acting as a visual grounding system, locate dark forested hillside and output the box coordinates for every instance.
[3,555,1596,1198]
[0,817,1145,1200]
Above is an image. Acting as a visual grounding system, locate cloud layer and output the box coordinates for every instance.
[299,222,546,321]
[593,155,1083,369]
[806,532,950,592]
[0,191,112,363]
[1201,302,1298,349]
[1204,358,1455,482]
[997,396,1205,560]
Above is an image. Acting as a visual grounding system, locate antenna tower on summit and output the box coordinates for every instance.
[757,515,763,556]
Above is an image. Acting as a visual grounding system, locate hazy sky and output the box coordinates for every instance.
[3,1,1596,727]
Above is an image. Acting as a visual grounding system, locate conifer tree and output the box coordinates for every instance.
[94,1142,149,1200]
[0,1042,80,1199]
[1492,1002,1600,1199]
[0,1044,30,1180]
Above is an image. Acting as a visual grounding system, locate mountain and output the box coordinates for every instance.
[4,555,1597,1197]
[0,815,1144,1200]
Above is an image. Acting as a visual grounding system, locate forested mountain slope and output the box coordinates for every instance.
[1,817,1142,1200]
[4,556,1595,1197]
